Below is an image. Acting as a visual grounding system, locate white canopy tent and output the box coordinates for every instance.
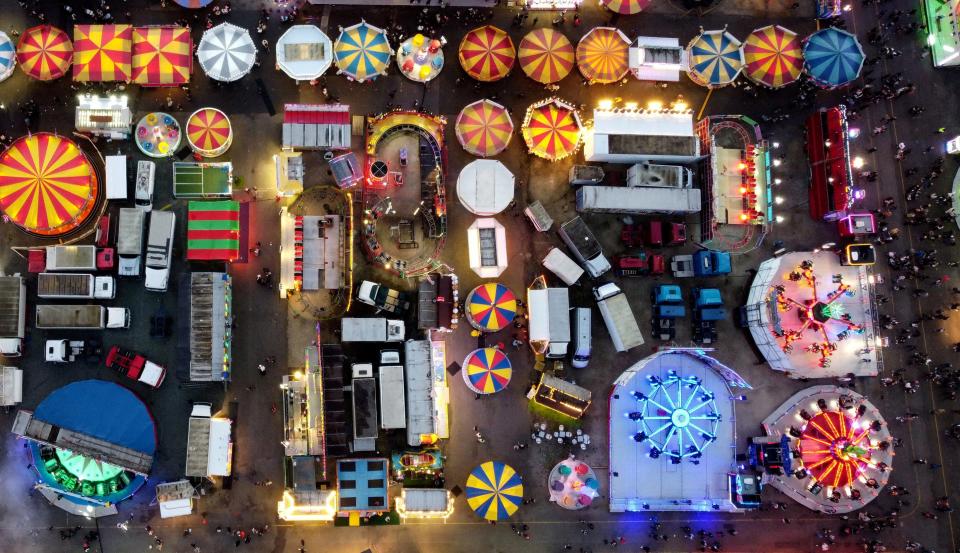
[467,218,508,278]
[456,159,515,216]
[197,23,257,82]
[276,25,333,82]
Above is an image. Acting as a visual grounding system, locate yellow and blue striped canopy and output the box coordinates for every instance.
[334,21,391,82]
[466,461,523,520]
[803,27,864,89]
[687,30,743,88]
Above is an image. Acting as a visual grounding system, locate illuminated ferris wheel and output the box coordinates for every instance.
[627,371,721,462]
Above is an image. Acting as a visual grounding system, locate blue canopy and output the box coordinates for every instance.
[802,28,864,88]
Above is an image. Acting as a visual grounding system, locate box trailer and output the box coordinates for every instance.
[35,304,130,329]
[341,318,405,342]
[37,273,115,299]
[576,185,701,215]
[528,288,571,359]
[0,276,26,357]
[45,245,97,272]
[185,403,233,478]
[105,155,128,200]
[117,208,145,277]
[558,217,611,278]
[145,211,176,292]
[541,247,584,286]
[378,365,406,430]
[593,283,645,352]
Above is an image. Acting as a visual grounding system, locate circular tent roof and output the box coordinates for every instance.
[576,27,630,84]
[17,25,72,81]
[600,0,652,14]
[463,348,512,394]
[0,133,98,236]
[197,22,256,82]
[687,30,744,88]
[276,25,332,82]
[173,0,214,7]
[458,25,515,82]
[742,25,802,88]
[518,28,574,84]
[186,107,233,157]
[521,98,582,161]
[135,112,182,158]
[803,27,864,89]
[466,461,523,521]
[465,283,517,332]
[334,21,392,83]
[0,31,18,82]
[457,159,514,216]
[455,99,514,158]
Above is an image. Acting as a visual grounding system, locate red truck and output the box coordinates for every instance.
[106,346,167,389]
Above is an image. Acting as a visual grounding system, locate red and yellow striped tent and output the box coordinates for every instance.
[132,26,192,86]
[17,25,73,81]
[187,200,240,261]
[73,24,132,82]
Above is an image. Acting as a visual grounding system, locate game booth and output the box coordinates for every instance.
[805,106,857,220]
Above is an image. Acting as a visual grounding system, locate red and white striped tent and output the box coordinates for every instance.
[281,103,351,150]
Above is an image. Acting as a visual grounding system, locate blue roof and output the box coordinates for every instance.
[337,458,388,512]
[34,380,157,455]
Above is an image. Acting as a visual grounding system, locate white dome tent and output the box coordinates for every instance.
[276,25,333,82]
[197,23,257,82]
[456,159,515,216]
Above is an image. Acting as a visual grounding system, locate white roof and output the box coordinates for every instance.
[456,159,514,216]
[378,365,406,429]
[198,23,257,82]
[592,109,694,137]
[207,418,232,476]
[276,25,333,81]
[139,361,165,388]
[404,340,435,446]
[0,366,22,407]
[527,288,570,343]
[400,488,449,511]
[467,218,508,278]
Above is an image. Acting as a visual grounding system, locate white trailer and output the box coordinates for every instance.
[0,276,27,357]
[145,211,176,292]
[0,366,23,406]
[558,217,611,279]
[583,108,700,163]
[117,208,145,277]
[341,317,405,342]
[593,283,645,352]
[105,155,128,200]
[378,365,406,429]
[45,245,97,272]
[37,273,115,299]
[528,288,571,359]
[35,304,130,329]
[576,186,701,215]
[541,247,584,286]
[185,403,233,478]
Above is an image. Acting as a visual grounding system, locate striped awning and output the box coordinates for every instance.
[187,200,240,260]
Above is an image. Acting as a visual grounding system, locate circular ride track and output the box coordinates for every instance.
[362,111,448,278]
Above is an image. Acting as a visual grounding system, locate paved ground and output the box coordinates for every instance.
[1,0,960,552]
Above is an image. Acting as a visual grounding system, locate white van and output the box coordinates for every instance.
[571,308,592,369]
[105,155,128,200]
[135,160,156,211]
[542,247,585,286]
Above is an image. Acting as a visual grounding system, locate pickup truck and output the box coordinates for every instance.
[357,280,411,315]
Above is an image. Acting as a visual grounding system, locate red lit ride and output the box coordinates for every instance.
[806,106,854,220]
[106,346,167,388]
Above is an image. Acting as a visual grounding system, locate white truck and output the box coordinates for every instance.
[117,208,145,277]
[378,364,406,429]
[558,217,611,279]
[44,339,89,363]
[145,210,176,292]
[135,160,156,211]
[0,276,27,357]
[45,245,97,272]
[576,186,701,215]
[37,273,115,300]
[593,283,645,352]
[35,304,130,329]
[528,287,571,359]
[185,403,233,478]
[105,155,128,200]
[542,247,584,286]
[341,317,405,342]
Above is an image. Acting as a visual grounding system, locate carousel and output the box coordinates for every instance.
[518,28,574,84]
[548,457,599,510]
[186,107,233,158]
[17,25,73,81]
[466,461,523,521]
[687,29,744,88]
[462,348,512,395]
[334,21,392,83]
[197,22,256,83]
[803,27,864,89]
[742,25,802,89]
[458,25,515,82]
[136,112,182,158]
[455,99,514,158]
[396,34,445,82]
[521,98,583,161]
[0,133,100,237]
[576,27,630,85]
[600,0,651,13]
[465,283,517,333]
[0,31,15,82]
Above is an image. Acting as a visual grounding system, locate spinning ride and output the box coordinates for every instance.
[465,283,517,332]
[630,371,721,462]
[135,112,181,158]
[458,25,515,82]
[463,348,512,394]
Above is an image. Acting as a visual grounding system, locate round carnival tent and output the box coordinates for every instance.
[72,24,133,82]
[0,31,16,82]
[276,25,332,82]
[742,25,802,88]
[135,112,182,158]
[334,21,392,83]
[397,34,444,82]
[576,27,630,84]
[186,108,233,158]
[465,283,517,332]
[17,25,73,81]
[521,98,582,161]
[197,22,256,82]
[455,99,514,158]
[466,461,523,521]
[687,29,744,88]
[518,28,574,84]
[803,27,864,89]
[458,25,515,82]
[600,0,652,14]
[457,159,514,216]
[173,0,214,7]
[548,458,599,510]
[463,348,512,394]
[0,133,99,237]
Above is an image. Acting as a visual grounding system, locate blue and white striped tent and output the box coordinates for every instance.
[334,21,391,83]
[803,27,864,89]
[0,31,15,82]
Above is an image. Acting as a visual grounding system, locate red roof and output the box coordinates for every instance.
[283,103,350,125]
